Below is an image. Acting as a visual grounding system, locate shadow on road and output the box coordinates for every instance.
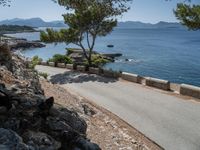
[50,71,118,84]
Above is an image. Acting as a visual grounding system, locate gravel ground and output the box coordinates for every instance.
[40,79,162,150]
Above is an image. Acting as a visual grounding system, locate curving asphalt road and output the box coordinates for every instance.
[36,65,200,150]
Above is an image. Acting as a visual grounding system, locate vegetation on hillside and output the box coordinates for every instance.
[48,54,72,64]
[0,25,36,34]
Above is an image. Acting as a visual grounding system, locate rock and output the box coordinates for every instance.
[0,106,7,114]
[0,128,29,150]
[0,48,101,149]
[0,89,12,110]
[23,131,61,150]
[8,40,46,51]
[74,137,101,150]
[82,104,96,116]
[107,44,114,48]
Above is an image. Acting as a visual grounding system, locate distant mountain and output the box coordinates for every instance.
[117,21,184,29]
[0,18,184,29]
[0,18,66,27]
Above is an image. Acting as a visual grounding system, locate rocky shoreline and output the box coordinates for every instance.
[1,35,45,51]
[0,44,100,149]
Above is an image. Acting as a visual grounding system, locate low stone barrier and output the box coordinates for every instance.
[48,62,55,67]
[57,63,66,68]
[76,65,86,72]
[102,69,120,78]
[121,72,139,83]
[41,61,48,66]
[89,67,100,74]
[145,77,170,91]
[180,84,200,99]
[66,64,75,70]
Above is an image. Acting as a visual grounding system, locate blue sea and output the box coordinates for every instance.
[7,27,200,86]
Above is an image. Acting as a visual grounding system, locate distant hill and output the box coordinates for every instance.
[117,21,184,29]
[0,25,35,34]
[0,18,184,29]
[0,18,66,27]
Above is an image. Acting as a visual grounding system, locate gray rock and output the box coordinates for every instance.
[0,128,29,150]
[23,131,61,150]
[0,107,7,114]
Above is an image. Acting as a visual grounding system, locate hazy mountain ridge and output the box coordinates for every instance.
[0,18,183,29]
[0,18,66,27]
[117,21,183,29]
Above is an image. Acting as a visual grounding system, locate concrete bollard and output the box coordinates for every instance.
[41,61,48,66]
[180,84,200,99]
[103,69,120,78]
[48,62,55,67]
[89,67,100,74]
[145,77,170,91]
[76,65,86,72]
[121,72,139,83]
[57,63,66,68]
[66,64,75,70]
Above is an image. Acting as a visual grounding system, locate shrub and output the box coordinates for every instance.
[29,55,42,69]
[66,48,74,56]
[48,54,73,64]
[38,72,48,79]
[84,54,110,67]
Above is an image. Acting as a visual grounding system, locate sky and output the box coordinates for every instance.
[0,0,199,23]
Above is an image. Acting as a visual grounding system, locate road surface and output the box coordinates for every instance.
[36,65,200,150]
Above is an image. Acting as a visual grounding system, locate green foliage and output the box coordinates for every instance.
[175,3,200,30]
[0,25,35,34]
[41,0,132,66]
[38,72,48,79]
[66,48,75,55]
[84,54,110,67]
[0,0,10,6]
[29,55,42,69]
[48,54,72,64]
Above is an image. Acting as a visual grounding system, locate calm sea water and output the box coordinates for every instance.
[7,28,200,86]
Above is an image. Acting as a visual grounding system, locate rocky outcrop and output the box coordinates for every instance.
[0,44,100,150]
[1,37,45,50]
[9,40,45,50]
[67,48,122,64]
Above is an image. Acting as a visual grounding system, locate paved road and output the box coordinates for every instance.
[36,65,200,150]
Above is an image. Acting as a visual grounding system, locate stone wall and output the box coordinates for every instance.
[37,61,200,100]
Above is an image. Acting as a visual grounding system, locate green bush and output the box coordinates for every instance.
[84,54,110,67]
[48,54,73,64]
[29,55,43,69]
[38,72,48,79]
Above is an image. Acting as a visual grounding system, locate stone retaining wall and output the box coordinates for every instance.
[102,69,120,78]
[145,77,170,91]
[35,61,200,100]
[89,67,100,74]
[77,65,86,72]
[57,63,66,68]
[180,84,200,99]
[121,72,140,83]
[48,62,55,67]
[66,64,75,70]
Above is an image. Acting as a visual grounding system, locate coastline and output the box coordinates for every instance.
[1,33,45,51]
[6,28,200,87]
